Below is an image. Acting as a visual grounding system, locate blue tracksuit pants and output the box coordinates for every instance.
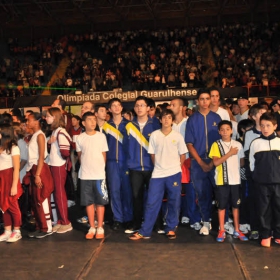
[191,159,215,222]
[139,172,181,237]
[106,161,133,223]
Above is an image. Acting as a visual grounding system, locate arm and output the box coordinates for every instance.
[150,154,155,165]
[212,146,238,167]
[187,143,213,172]
[35,134,45,188]
[77,151,82,163]
[180,154,186,167]
[240,157,245,168]
[10,154,20,196]
[20,159,27,171]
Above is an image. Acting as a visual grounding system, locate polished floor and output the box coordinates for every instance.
[0,206,278,280]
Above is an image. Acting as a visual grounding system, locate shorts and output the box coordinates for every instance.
[80,179,109,206]
[215,184,241,210]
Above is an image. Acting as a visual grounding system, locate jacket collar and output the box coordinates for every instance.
[260,132,277,140]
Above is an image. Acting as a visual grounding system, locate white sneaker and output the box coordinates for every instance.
[181,216,190,224]
[95,227,104,239]
[0,231,12,242]
[239,224,250,234]
[199,222,210,235]
[190,222,202,231]
[6,231,22,243]
[224,222,234,235]
[67,200,76,208]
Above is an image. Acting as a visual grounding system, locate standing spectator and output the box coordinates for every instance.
[249,113,280,248]
[125,96,161,233]
[76,112,109,239]
[46,108,73,234]
[25,113,54,238]
[0,125,22,242]
[186,89,221,235]
[103,98,133,230]
[129,109,187,240]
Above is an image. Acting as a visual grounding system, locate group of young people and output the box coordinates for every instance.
[0,88,280,248]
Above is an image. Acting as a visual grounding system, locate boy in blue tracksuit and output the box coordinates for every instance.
[125,96,161,233]
[186,88,221,236]
[103,98,133,230]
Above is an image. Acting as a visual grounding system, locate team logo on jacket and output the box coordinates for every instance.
[213,122,217,126]
[237,199,241,205]
[173,182,178,187]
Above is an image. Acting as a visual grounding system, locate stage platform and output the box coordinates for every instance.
[0,206,279,280]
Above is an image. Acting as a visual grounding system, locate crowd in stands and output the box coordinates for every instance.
[1,22,280,98]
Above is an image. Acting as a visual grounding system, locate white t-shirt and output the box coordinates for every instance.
[18,139,28,183]
[76,132,109,180]
[0,145,20,171]
[49,128,71,167]
[172,117,189,158]
[216,107,230,121]
[148,129,188,178]
[27,130,48,171]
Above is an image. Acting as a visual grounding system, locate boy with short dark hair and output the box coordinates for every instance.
[94,104,107,132]
[76,112,109,239]
[129,109,187,240]
[125,96,161,234]
[249,112,280,247]
[103,98,133,230]
[209,120,248,242]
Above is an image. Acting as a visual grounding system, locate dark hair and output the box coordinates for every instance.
[58,98,67,110]
[47,107,65,130]
[108,98,122,108]
[95,104,107,113]
[135,96,148,106]
[260,112,277,126]
[197,88,211,99]
[218,120,232,130]
[26,110,34,114]
[0,124,17,154]
[209,86,220,96]
[11,108,22,117]
[159,109,175,121]
[82,111,95,122]
[249,104,266,118]
[146,98,156,108]
[2,112,13,125]
[13,123,25,140]
[237,119,254,137]
[72,115,81,122]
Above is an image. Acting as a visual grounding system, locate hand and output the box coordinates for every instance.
[48,136,57,144]
[35,176,43,188]
[10,186,17,196]
[229,147,238,156]
[199,160,213,172]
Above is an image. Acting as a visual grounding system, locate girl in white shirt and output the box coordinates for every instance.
[25,113,54,238]
[46,107,72,234]
[0,124,22,243]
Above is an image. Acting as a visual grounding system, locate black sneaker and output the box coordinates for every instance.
[124,222,139,234]
[28,230,40,238]
[35,231,53,239]
[111,221,122,231]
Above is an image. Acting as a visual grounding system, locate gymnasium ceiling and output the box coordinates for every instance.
[1,0,280,32]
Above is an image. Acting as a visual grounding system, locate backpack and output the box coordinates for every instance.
[57,129,73,171]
